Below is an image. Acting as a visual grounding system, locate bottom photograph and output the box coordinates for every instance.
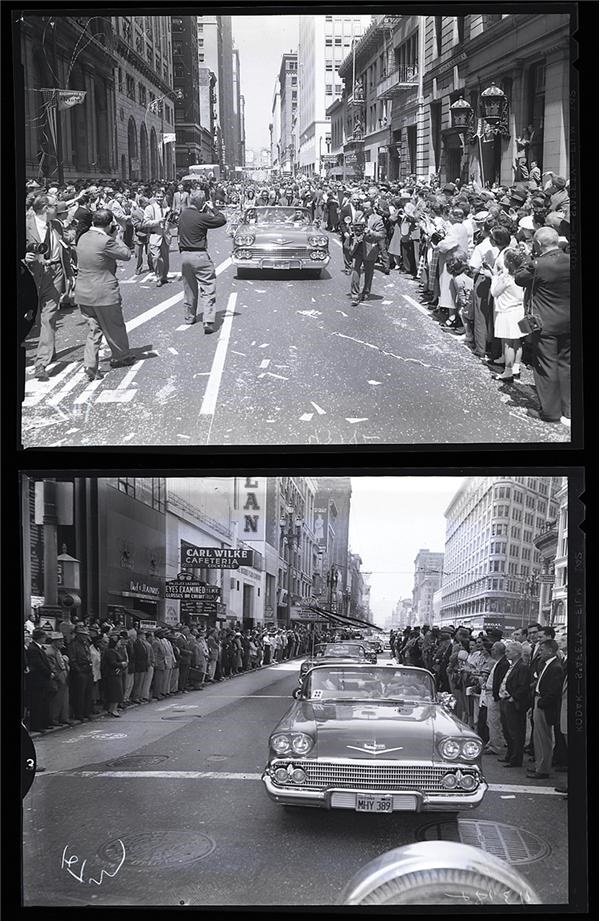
[20,473,573,907]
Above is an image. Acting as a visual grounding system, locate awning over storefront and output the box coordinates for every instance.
[304,604,385,633]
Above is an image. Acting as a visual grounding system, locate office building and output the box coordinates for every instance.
[171,15,204,171]
[412,550,444,624]
[297,13,371,175]
[440,477,561,631]
[279,52,299,173]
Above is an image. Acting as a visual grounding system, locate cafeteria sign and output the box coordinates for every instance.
[182,546,253,569]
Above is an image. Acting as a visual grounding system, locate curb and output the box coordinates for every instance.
[27,655,305,738]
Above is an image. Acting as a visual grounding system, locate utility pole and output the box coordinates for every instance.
[51,22,64,185]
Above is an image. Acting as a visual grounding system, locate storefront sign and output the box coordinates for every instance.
[314,507,329,552]
[235,477,266,542]
[127,580,160,597]
[290,607,328,623]
[138,620,157,631]
[237,566,261,582]
[182,546,253,569]
[165,581,221,600]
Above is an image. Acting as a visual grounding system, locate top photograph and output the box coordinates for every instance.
[16,9,576,448]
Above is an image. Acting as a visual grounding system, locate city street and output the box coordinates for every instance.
[24,655,568,907]
[21,224,569,448]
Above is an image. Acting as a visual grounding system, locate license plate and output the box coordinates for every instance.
[355,795,392,813]
[262,261,298,270]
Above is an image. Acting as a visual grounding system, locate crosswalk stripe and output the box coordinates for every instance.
[47,367,87,406]
[74,376,104,404]
[23,362,80,406]
[117,360,144,389]
[199,292,238,417]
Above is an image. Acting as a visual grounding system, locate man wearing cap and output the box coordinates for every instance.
[67,625,94,721]
[45,633,72,725]
[24,195,75,381]
[25,629,55,731]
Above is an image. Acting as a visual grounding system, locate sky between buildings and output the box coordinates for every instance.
[349,477,465,626]
[232,15,300,153]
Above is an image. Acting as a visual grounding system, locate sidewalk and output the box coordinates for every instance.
[28,654,305,739]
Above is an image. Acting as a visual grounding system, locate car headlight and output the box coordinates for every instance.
[274,767,290,784]
[439,738,461,760]
[291,768,307,784]
[458,772,478,791]
[271,733,292,755]
[308,235,328,247]
[461,739,483,760]
[235,233,255,246]
[291,732,314,755]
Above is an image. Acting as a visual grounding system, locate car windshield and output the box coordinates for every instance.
[243,207,311,226]
[306,667,435,702]
[322,643,366,658]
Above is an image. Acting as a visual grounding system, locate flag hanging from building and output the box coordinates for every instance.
[163,133,176,144]
[57,90,87,111]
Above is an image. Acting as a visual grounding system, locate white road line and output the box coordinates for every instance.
[47,368,87,406]
[402,293,431,318]
[117,360,144,389]
[94,390,137,403]
[41,772,564,795]
[199,292,238,417]
[23,362,81,406]
[125,290,184,333]
[74,377,104,404]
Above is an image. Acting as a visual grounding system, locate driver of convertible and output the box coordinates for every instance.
[384,674,428,699]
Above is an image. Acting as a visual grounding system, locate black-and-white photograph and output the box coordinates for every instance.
[15,9,576,447]
[20,473,580,906]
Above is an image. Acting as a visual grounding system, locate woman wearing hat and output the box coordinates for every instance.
[101,633,125,717]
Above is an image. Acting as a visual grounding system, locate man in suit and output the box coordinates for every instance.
[527,639,564,779]
[339,192,362,273]
[67,625,94,721]
[350,200,386,306]
[24,195,75,381]
[25,629,55,731]
[172,183,190,215]
[482,641,510,754]
[74,209,135,380]
[144,193,170,286]
[514,227,570,424]
[555,631,568,794]
[131,197,152,275]
[45,632,72,725]
[498,641,531,767]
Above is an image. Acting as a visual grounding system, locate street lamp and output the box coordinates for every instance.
[326,565,339,613]
[280,507,303,627]
[480,82,506,125]
[450,96,473,130]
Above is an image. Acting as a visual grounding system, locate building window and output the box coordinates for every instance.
[126,74,136,101]
[174,62,185,78]
[456,16,466,43]
[434,16,443,56]
[326,84,333,95]
[482,13,502,29]
[118,67,123,93]
[199,53,204,63]
[326,14,333,21]
[334,37,342,45]
[172,17,183,32]
[173,40,183,55]
[199,38,204,46]
[138,83,146,106]
[325,37,332,46]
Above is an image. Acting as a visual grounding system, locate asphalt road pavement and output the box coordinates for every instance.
[21,225,570,447]
[23,657,567,907]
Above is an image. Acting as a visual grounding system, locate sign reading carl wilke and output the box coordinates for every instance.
[182,546,254,569]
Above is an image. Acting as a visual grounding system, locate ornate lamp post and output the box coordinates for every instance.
[450,96,473,130]
[480,82,506,125]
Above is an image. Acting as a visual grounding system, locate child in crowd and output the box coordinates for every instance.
[446,256,475,347]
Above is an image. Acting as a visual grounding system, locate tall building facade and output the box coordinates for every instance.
[412,550,444,624]
[297,14,371,175]
[171,15,204,171]
[279,53,299,173]
[198,14,235,173]
[552,479,568,627]
[270,78,281,169]
[440,477,561,631]
[20,15,121,182]
[232,48,243,167]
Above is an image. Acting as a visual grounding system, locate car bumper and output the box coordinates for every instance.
[232,253,330,270]
[262,773,487,812]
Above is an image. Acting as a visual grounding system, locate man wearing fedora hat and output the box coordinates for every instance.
[25,628,55,731]
[67,625,94,721]
[45,632,73,726]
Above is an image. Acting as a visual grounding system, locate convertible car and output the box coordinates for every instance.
[298,642,375,681]
[263,663,487,814]
[231,206,330,278]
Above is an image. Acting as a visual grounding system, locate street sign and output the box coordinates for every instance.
[165,581,221,600]
[181,546,253,569]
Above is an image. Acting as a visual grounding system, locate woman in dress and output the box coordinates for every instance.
[489,246,527,382]
[387,198,403,269]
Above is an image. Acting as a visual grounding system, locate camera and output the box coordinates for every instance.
[351,222,366,235]
[26,241,49,256]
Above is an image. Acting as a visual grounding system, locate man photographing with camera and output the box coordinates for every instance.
[178,189,227,333]
[74,209,134,381]
[24,195,74,381]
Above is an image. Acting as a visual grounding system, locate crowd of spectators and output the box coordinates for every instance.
[390,622,568,794]
[23,613,317,729]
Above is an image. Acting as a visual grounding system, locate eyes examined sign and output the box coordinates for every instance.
[181,546,254,569]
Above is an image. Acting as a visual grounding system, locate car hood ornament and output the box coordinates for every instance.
[346,741,404,755]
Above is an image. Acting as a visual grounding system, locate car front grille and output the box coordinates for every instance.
[246,247,314,260]
[272,760,479,793]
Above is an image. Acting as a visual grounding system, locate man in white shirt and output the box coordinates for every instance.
[144,195,170,287]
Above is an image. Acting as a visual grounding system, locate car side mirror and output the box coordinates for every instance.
[292,687,302,700]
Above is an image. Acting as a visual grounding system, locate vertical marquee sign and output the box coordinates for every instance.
[235,477,267,542]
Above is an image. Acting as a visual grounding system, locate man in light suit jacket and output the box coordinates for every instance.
[24,196,75,380]
[339,191,362,272]
[350,200,386,306]
[74,209,134,380]
[144,194,170,286]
